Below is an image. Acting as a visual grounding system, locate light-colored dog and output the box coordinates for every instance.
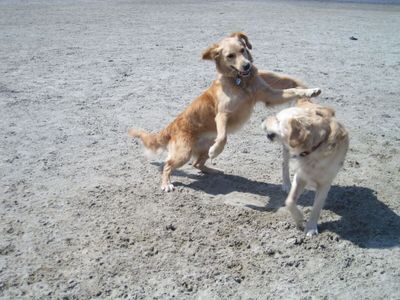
[129,32,321,192]
[262,104,349,236]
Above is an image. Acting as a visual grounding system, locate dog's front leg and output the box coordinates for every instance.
[282,146,291,192]
[285,173,307,229]
[254,78,321,105]
[305,184,331,237]
[209,112,228,159]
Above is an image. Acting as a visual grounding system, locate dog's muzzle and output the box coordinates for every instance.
[231,64,252,77]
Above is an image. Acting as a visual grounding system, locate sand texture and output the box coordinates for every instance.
[1,0,399,299]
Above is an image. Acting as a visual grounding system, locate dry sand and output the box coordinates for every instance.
[1,0,399,299]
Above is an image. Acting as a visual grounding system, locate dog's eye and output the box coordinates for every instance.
[240,48,245,54]
[227,53,235,59]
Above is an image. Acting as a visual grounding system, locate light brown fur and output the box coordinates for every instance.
[129,32,322,191]
[262,106,349,236]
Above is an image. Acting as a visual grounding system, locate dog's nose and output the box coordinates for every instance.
[267,133,276,141]
[243,63,251,71]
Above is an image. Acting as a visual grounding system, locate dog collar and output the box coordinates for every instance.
[298,141,324,157]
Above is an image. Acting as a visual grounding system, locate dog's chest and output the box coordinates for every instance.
[296,154,340,186]
[218,89,254,129]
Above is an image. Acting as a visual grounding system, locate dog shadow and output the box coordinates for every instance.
[313,185,400,249]
[151,162,286,211]
[164,164,399,249]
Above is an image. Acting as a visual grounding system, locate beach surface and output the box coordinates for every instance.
[1,0,399,299]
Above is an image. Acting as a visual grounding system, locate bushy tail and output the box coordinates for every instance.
[128,128,170,152]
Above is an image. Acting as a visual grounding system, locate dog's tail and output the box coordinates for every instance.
[128,128,170,152]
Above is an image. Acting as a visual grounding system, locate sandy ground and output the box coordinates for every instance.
[1,0,400,299]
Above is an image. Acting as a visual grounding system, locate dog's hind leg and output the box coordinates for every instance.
[161,138,192,192]
[285,173,307,229]
[193,152,223,174]
[305,184,331,237]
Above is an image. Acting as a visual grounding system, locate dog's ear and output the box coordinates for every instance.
[202,43,220,60]
[230,32,252,50]
[288,118,310,148]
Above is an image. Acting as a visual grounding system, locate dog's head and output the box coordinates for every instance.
[202,32,254,77]
[262,107,331,157]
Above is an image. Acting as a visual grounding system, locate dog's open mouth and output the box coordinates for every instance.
[231,65,252,77]
[239,69,251,77]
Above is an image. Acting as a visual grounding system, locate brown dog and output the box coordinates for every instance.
[129,32,321,191]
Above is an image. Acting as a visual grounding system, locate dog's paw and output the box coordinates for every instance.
[305,227,319,237]
[208,143,223,159]
[208,147,216,159]
[161,183,175,192]
[305,88,321,98]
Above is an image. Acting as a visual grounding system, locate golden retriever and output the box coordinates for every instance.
[129,32,321,192]
[262,105,349,236]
